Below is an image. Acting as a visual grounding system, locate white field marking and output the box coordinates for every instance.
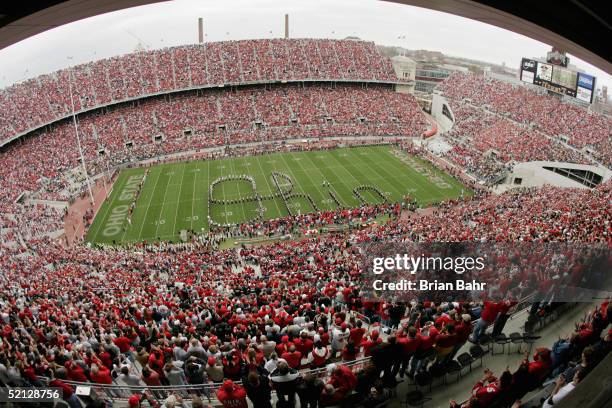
[136,168,163,240]
[352,148,407,199]
[190,165,198,230]
[154,169,176,238]
[254,155,283,216]
[301,153,351,208]
[228,158,250,223]
[277,155,317,208]
[170,165,187,238]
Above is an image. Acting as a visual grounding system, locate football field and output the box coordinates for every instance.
[86,145,470,244]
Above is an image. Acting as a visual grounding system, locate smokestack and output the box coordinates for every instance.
[284,14,289,39]
[198,18,204,43]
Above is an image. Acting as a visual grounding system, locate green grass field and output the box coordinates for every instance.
[86,145,470,244]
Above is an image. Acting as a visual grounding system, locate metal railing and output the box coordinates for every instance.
[36,356,372,403]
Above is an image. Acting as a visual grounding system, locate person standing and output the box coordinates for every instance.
[269,361,300,408]
[217,380,249,408]
[492,299,517,338]
[243,371,272,408]
[471,300,499,343]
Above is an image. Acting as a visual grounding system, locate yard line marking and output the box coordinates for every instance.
[284,152,329,209]
[136,167,163,240]
[170,164,187,238]
[153,168,175,239]
[354,147,407,200]
[229,158,249,223]
[206,159,211,230]
[190,163,198,230]
[302,153,351,208]
[254,154,283,216]
[277,153,317,211]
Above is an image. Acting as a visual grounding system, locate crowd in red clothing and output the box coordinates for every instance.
[0,175,609,407]
[0,39,398,145]
[0,52,609,408]
[437,73,611,180]
[0,83,428,208]
[451,300,611,408]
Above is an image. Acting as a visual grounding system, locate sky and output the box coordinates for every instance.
[0,0,609,91]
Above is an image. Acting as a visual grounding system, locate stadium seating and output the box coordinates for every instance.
[437,73,612,174]
[0,39,397,145]
[0,39,610,408]
[0,84,428,206]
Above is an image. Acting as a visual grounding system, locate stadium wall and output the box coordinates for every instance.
[430,91,455,133]
[499,161,611,191]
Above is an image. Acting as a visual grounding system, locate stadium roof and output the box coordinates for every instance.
[1,0,610,73]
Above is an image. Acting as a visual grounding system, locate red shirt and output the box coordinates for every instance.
[91,367,113,384]
[397,336,420,357]
[49,379,74,399]
[481,301,500,323]
[349,328,366,346]
[114,336,132,353]
[455,321,472,343]
[142,370,162,387]
[294,337,314,355]
[528,360,550,382]
[281,351,302,369]
[471,380,500,406]
[361,338,382,357]
[435,332,457,348]
[217,386,248,408]
[497,301,517,315]
[418,327,439,351]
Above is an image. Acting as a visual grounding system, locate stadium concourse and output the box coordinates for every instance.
[0,38,610,408]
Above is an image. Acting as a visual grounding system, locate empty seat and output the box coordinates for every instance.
[508,332,523,354]
[414,371,433,393]
[445,360,462,383]
[492,334,509,355]
[404,390,431,408]
[470,344,487,368]
[456,352,476,372]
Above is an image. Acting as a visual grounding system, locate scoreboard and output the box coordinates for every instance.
[520,58,596,103]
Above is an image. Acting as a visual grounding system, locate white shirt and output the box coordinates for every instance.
[542,383,575,408]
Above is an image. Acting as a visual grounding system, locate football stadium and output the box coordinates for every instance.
[0,1,610,408]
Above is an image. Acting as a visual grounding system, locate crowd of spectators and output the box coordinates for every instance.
[0,51,610,408]
[0,39,398,145]
[0,83,428,208]
[441,102,591,184]
[437,73,612,170]
[451,300,610,408]
[0,140,609,407]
